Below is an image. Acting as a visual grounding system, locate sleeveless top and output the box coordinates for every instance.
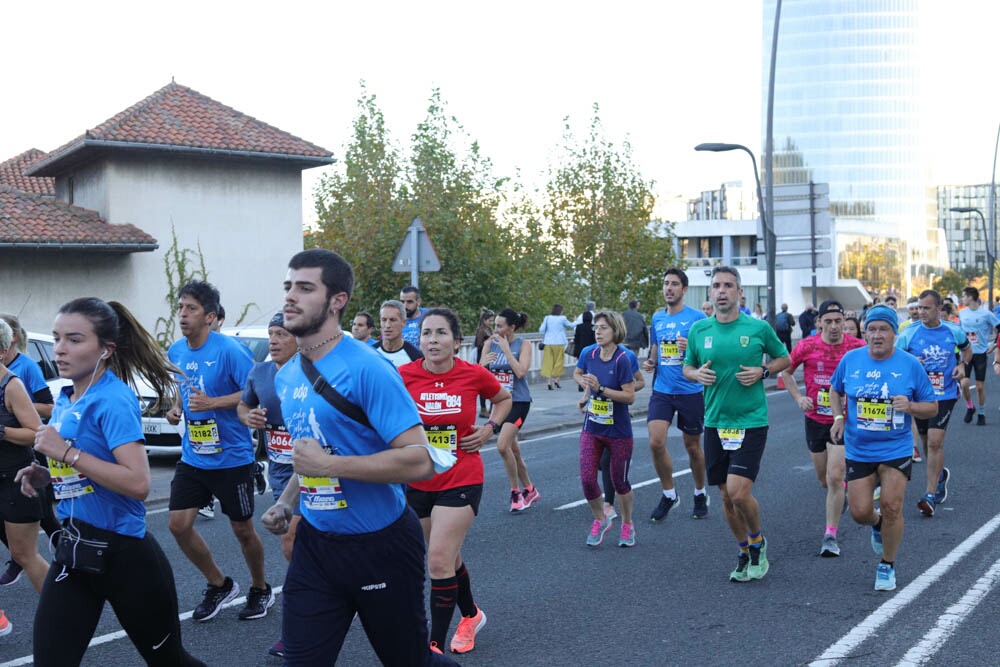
[0,372,31,472]
[489,336,532,403]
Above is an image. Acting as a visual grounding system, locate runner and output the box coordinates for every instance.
[779,300,865,557]
[895,289,971,517]
[480,308,539,512]
[828,304,937,590]
[375,299,423,367]
[0,319,48,594]
[574,312,638,547]
[261,249,457,665]
[683,266,789,582]
[400,307,511,654]
[350,311,378,346]
[165,280,273,622]
[642,268,709,522]
[400,285,428,347]
[236,312,299,658]
[17,297,205,665]
[593,346,645,520]
[958,286,999,425]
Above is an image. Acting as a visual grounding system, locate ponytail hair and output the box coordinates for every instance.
[497,308,529,331]
[0,313,28,353]
[57,298,178,408]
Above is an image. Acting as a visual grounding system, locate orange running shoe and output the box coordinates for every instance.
[430,641,443,655]
[0,610,11,637]
[450,605,486,654]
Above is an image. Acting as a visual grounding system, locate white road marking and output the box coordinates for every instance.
[894,554,1000,666]
[810,512,1000,666]
[0,585,284,666]
[555,469,692,510]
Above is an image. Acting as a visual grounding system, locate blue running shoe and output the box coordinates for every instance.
[935,467,950,504]
[874,562,896,591]
[871,525,883,556]
[917,492,935,517]
[586,517,613,547]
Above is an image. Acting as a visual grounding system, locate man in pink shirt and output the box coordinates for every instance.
[780,300,866,557]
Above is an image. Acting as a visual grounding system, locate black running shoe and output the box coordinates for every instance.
[239,583,275,620]
[253,461,267,495]
[964,407,975,423]
[692,493,709,519]
[977,414,986,426]
[193,576,239,622]
[650,495,679,522]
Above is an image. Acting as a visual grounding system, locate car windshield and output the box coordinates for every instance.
[234,336,269,362]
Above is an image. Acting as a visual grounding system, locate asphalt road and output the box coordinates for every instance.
[2,373,1000,666]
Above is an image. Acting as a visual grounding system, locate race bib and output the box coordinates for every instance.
[298,474,348,511]
[927,371,945,396]
[719,428,745,451]
[659,340,681,366]
[857,397,892,431]
[265,425,293,464]
[816,388,832,416]
[47,452,95,500]
[588,398,614,425]
[426,424,458,456]
[493,370,514,392]
[188,418,221,455]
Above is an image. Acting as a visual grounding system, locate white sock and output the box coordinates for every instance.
[663,489,677,500]
[694,488,706,496]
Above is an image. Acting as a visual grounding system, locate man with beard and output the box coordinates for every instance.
[642,268,709,521]
[375,300,424,367]
[262,249,457,665]
[165,280,273,623]
[400,285,428,346]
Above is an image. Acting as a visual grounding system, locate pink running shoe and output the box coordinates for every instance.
[521,486,541,509]
[509,489,525,513]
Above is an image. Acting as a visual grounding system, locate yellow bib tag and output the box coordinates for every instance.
[659,341,681,365]
[426,425,458,456]
[298,474,348,510]
[47,456,95,500]
[588,398,614,425]
[816,389,832,416]
[188,418,222,455]
[718,428,746,451]
[857,398,892,431]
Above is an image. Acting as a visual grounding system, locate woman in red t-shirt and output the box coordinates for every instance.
[399,308,511,656]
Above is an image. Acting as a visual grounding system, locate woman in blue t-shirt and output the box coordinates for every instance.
[16,298,204,666]
[573,311,637,548]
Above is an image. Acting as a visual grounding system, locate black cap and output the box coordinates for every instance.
[817,300,844,318]
[268,312,285,329]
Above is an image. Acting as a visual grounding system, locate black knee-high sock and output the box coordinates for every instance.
[455,563,477,617]
[430,576,458,646]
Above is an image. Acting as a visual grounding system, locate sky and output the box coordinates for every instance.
[3,1,999,223]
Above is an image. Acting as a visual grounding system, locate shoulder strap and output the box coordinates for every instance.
[298,354,372,430]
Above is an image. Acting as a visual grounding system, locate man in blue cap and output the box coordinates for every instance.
[829,304,938,591]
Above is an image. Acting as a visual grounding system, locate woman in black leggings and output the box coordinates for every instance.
[16,298,204,666]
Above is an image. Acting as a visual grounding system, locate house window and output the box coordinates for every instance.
[68,177,75,205]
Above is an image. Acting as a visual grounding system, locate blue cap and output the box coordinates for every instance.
[268,312,286,330]
[864,304,898,334]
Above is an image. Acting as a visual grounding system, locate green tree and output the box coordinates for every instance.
[310,83,410,317]
[155,223,208,349]
[403,89,511,327]
[545,104,678,312]
[932,269,966,297]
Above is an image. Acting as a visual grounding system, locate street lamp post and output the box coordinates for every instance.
[695,142,777,326]
[949,206,995,307]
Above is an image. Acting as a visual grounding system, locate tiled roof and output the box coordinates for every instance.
[0,149,54,196]
[0,185,157,251]
[27,81,333,176]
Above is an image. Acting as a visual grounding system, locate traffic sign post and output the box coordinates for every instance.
[392,217,441,289]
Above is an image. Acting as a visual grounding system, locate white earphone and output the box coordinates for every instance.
[100,349,110,360]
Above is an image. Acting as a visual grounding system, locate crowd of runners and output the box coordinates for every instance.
[0,249,998,665]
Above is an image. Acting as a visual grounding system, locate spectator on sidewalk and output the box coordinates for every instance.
[622,300,649,357]
[799,304,817,338]
[775,303,795,353]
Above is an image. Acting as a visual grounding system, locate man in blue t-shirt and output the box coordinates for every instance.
[262,249,457,665]
[400,285,428,346]
[895,289,972,518]
[641,268,709,522]
[958,286,999,425]
[165,280,273,623]
[829,305,937,591]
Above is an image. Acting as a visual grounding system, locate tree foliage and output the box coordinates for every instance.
[932,269,967,297]
[545,104,677,311]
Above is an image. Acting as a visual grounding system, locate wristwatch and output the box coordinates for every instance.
[597,385,606,395]
[760,366,770,380]
[486,420,501,435]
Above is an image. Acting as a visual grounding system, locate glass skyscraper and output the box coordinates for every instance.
[763,0,937,294]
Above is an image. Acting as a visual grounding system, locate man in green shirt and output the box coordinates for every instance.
[683,266,789,582]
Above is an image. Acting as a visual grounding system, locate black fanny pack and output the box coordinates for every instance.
[53,521,117,575]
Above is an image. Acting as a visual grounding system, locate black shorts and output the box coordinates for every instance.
[704,426,768,486]
[504,401,531,429]
[845,456,912,482]
[915,398,956,433]
[406,484,483,518]
[804,417,841,453]
[169,461,255,521]
[0,471,44,524]
[647,391,704,435]
[964,353,988,382]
